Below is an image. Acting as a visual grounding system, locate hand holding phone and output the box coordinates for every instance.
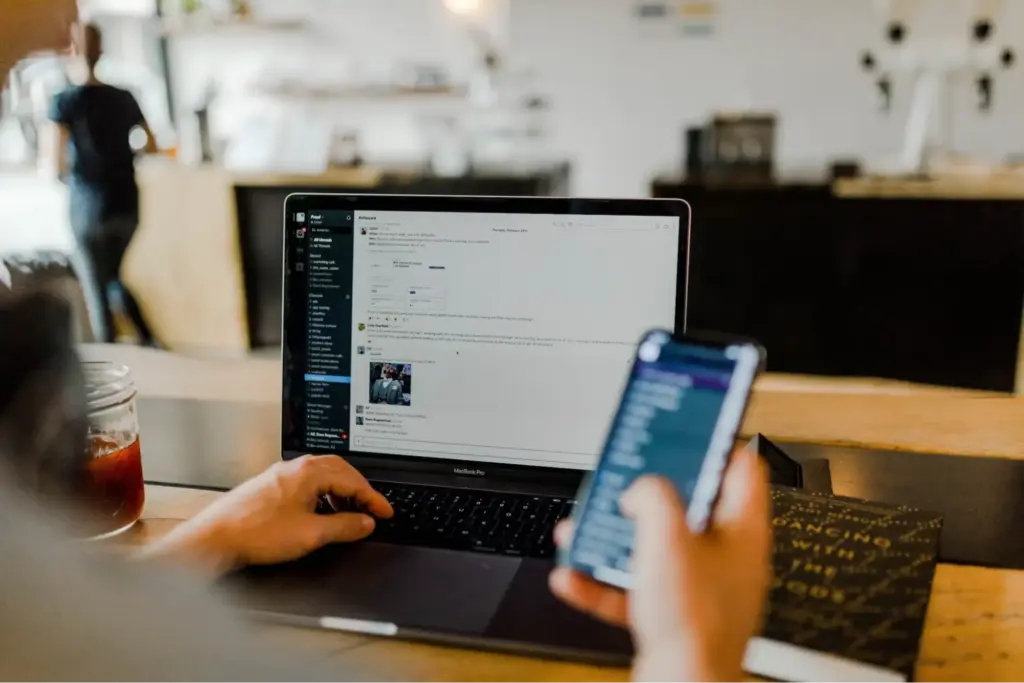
[560,329,764,590]
[551,448,772,682]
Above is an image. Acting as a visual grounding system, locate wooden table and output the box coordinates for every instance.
[91,345,1024,681]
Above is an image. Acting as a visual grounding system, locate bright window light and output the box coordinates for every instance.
[444,0,483,17]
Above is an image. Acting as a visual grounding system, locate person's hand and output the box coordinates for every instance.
[550,448,771,682]
[138,455,393,577]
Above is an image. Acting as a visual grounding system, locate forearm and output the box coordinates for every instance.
[38,124,69,181]
[135,520,238,580]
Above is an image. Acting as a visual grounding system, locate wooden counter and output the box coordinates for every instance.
[124,163,386,357]
[128,161,570,355]
[103,341,1024,681]
[834,175,1024,199]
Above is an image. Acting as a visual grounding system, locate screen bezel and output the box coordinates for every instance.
[281,193,692,487]
[564,328,766,588]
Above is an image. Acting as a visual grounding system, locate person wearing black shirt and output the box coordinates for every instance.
[45,22,158,345]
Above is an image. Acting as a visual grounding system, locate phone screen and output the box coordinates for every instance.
[564,330,762,590]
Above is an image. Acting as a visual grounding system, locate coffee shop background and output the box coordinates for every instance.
[6,0,1024,191]
[4,0,1024,394]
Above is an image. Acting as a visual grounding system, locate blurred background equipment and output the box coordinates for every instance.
[690,112,777,183]
[860,0,1018,174]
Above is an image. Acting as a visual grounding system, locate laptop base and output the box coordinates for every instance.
[221,541,632,665]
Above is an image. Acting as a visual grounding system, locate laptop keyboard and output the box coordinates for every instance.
[367,482,576,559]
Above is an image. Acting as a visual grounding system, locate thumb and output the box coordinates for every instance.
[312,513,376,547]
[620,477,694,643]
[712,447,771,544]
[620,476,694,580]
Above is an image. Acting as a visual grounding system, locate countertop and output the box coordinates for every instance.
[652,171,1024,200]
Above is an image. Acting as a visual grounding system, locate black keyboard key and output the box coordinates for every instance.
[472,540,498,553]
[366,481,575,559]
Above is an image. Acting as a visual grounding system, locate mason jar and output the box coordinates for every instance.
[81,362,145,539]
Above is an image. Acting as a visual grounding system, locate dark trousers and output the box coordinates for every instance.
[73,216,155,345]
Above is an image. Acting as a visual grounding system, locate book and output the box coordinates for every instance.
[744,487,944,682]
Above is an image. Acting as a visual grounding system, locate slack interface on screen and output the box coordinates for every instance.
[284,207,680,470]
[284,210,356,453]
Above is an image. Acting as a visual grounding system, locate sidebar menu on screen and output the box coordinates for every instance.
[301,210,355,452]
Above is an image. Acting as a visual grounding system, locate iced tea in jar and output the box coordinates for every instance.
[81,362,145,539]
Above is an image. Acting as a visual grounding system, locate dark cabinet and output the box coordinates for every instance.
[654,180,1024,392]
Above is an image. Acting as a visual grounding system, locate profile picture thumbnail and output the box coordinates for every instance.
[356,416,364,426]
[369,362,412,407]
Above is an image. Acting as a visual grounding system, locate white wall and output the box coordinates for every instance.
[168,0,488,163]
[510,0,1024,196]
[166,0,1024,195]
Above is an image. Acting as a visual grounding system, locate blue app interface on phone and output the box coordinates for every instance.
[568,334,752,588]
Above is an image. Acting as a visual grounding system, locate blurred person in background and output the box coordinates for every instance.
[0,2,773,680]
[41,21,158,346]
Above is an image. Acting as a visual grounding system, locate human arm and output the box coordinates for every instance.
[38,121,70,181]
[137,117,159,154]
[550,447,772,682]
[0,463,354,682]
[40,92,72,181]
[137,454,394,578]
[125,91,159,154]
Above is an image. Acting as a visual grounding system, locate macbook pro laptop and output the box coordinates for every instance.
[225,194,690,664]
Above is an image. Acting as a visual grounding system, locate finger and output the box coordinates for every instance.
[712,448,771,542]
[307,456,394,518]
[620,477,693,609]
[313,512,376,546]
[620,475,693,560]
[549,567,630,627]
[554,519,574,547]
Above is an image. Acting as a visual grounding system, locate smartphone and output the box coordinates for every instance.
[561,329,765,590]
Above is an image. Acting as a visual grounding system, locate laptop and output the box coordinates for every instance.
[225,194,690,664]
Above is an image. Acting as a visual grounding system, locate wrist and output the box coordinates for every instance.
[136,519,238,579]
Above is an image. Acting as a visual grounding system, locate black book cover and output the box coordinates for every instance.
[761,487,944,680]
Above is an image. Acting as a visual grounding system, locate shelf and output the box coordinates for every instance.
[253,85,469,102]
[161,16,308,36]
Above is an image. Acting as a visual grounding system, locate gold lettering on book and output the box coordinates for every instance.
[790,559,838,578]
[772,577,846,604]
[790,540,856,559]
[773,518,892,549]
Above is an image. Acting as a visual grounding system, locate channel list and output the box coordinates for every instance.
[303,213,355,451]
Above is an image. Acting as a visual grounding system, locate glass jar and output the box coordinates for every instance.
[81,362,146,539]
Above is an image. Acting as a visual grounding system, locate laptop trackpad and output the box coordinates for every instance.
[224,542,522,635]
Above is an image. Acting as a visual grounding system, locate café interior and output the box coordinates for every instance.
[5,0,1024,680]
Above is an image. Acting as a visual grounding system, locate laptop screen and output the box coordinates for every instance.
[282,197,686,472]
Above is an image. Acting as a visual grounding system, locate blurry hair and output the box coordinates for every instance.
[80,22,102,70]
